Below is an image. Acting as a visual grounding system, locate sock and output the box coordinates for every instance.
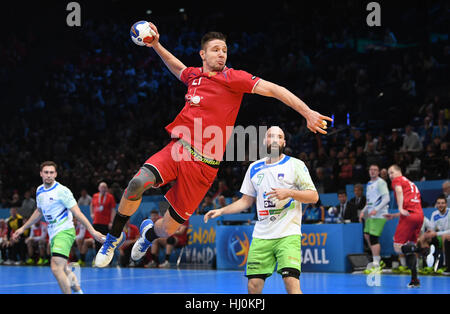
[151,253,159,264]
[406,254,418,280]
[399,256,406,267]
[165,254,170,262]
[145,226,159,242]
[444,240,450,271]
[110,212,130,238]
[80,254,86,262]
[373,256,381,266]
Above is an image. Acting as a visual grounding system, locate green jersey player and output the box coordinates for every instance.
[13,161,105,294]
[204,127,319,294]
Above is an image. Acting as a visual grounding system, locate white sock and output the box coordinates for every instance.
[399,256,406,267]
[373,256,381,266]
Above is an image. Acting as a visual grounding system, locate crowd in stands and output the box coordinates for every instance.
[0,1,449,214]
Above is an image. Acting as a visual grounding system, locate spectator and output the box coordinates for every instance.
[338,157,353,187]
[314,167,333,194]
[74,217,94,267]
[90,182,116,253]
[401,125,423,152]
[147,219,189,268]
[9,192,21,208]
[380,168,389,182]
[119,220,139,267]
[19,190,36,220]
[5,207,27,265]
[335,190,349,222]
[386,128,403,159]
[302,200,325,224]
[25,221,48,265]
[198,193,215,215]
[77,189,92,206]
[443,181,450,205]
[346,184,366,223]
[0,219,8,264]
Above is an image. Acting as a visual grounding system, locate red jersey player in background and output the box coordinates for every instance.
[96,24,332,267]
[385,164,424,288]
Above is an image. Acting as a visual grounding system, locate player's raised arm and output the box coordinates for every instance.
[253,79,332,134]
[204,194,255,223]
[144,23,187,80]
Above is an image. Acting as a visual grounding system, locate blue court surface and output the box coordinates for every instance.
[0,266,449,294]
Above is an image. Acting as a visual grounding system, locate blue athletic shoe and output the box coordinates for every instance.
[131,219,154,261]
[94,232,126,268]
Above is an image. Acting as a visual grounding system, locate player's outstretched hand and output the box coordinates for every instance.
[204,209,222,223]
[305,110,333,135]
[144,22,160,48]
[92,231,106,243]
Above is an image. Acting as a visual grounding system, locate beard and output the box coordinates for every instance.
[266,143,285,157]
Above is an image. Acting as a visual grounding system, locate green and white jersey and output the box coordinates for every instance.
[36,181,76,240]
[240,155,316,240]
[429,208,450,236]
[365,177,389,219]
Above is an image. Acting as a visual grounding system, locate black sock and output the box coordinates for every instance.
[406,254,418,280]
[110,212,130,238]
[151,253,159,264]
[165,254,170,262]
[145,226,159,242]
[444,240,450,271]
[80,254,86,262]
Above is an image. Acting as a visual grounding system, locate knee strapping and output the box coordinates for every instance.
[401,242,418,255]
[124,166,157,201]
[369,235,379,245]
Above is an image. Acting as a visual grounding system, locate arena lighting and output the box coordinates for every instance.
[146,10,152,15]
[179,8,185,13]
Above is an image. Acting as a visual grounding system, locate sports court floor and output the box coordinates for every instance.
[0,266,449,294]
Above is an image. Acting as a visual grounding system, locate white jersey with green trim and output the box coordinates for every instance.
[429,208,450,236]
[365,177,389,218]
[240,155,316,239]
[36,181,77,240]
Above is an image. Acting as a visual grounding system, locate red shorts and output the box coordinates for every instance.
[145,139,218,221]
[393,211,424,245]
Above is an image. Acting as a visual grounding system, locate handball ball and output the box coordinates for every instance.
[130,21,156,46]
[328,207,337,216]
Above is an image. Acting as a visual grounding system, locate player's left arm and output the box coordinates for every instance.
[253,79,332,134]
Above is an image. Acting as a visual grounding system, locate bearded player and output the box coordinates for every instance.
[95,23,332,267]
[384,165,424,288]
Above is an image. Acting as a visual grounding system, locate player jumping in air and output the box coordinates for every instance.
[384,165,424,288]
[95,24,332,267]
[205,127,318,294]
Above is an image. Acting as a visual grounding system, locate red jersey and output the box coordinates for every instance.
[91,192,116,225]
[391,176,423,213]
[124,224,139,240]
[165,67,261,160]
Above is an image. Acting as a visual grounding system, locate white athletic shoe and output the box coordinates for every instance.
[426,245,435,267]
[131,219,154,262]
[94,232,126,268]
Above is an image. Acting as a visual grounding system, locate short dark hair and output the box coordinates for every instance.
[436,194,447,203]
[40,161,57,171]
[337,190,347,195]
[201,32,227,49]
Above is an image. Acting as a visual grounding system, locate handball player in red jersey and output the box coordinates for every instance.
[384,165,424,288]
[96,23,333,267]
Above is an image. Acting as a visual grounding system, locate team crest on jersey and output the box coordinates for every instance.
[278,173,285,181]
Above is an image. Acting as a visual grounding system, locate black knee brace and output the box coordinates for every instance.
[280,268,300,279]
[369,234,379,245]
[123,165,160,201]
